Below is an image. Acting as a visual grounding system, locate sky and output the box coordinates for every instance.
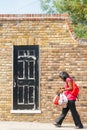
[0,0,44,14]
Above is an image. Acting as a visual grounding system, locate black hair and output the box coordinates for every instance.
[59,71,70,81]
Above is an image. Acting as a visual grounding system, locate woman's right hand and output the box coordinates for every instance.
[59,87,65,93]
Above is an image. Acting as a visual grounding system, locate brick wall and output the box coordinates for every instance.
[0,14,87,123]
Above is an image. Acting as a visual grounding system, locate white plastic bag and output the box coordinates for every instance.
[58,93,68,108]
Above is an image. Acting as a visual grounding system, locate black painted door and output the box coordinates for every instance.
[13,45,39,110]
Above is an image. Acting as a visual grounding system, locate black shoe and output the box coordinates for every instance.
[54,123,61,127]
[75,126,84,129]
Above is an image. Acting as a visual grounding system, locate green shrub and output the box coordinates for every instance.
[73,24,87,38]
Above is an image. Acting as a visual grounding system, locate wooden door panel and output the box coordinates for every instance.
[13,45,39,110]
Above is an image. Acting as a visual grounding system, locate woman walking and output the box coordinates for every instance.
[54,71,83,129]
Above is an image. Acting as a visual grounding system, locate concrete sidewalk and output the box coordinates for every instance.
[0,121,87,130]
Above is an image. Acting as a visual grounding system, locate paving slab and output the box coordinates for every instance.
[0,121,87,130]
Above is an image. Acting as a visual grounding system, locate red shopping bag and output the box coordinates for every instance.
[53,95,60,105]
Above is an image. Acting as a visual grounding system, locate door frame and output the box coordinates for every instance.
[11,45,41,114]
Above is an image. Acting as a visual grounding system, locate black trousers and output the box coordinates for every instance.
[56,100,83,127]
